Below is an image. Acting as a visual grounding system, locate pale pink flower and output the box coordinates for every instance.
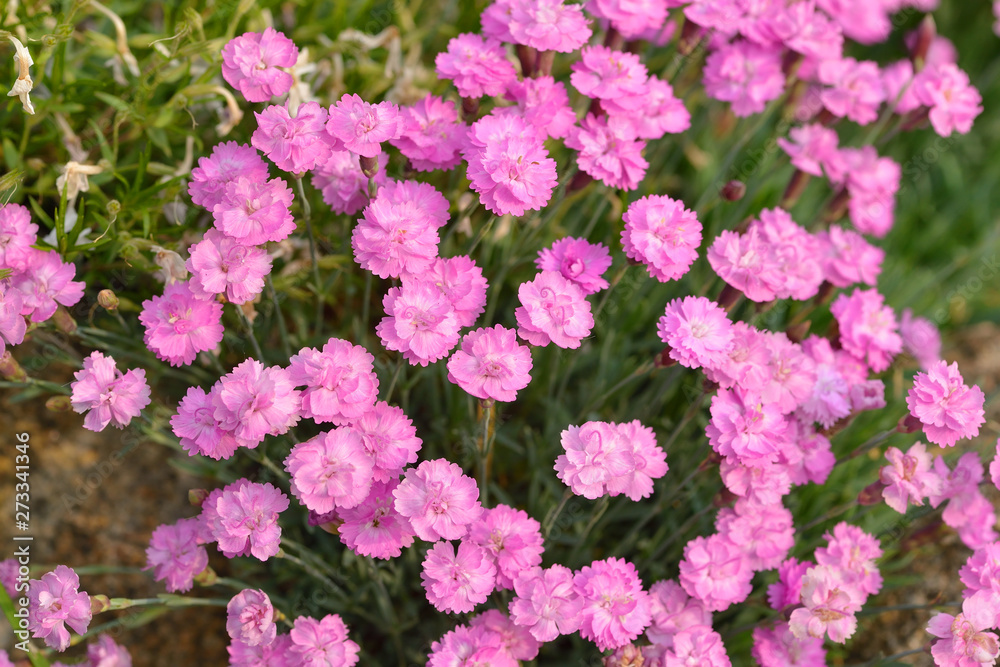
[816,0,891,44]
[752,622,827,667]
[189,142,270,211]
[617,75,691,140]
[679,534,754,612]
[662,625,732,667]
[768,558,811,610]
[0,203,38,270]
[70,351,150,432]
[435,34,517,98]
[208,481,289,560]
[353,401,422,483]
[508,0,592,52]
[716,499,795,572]
[393,458,483,542]
[352,194,440,279]
[706,387,789,468]
[252,101,335,173]
[817,225,883,288]
[830,288,902,373]
[880,443,943,513]
[927,591,1000,667]
[657,296,734,370]
[227,589,276,647]
[554,421,632,499]
[510,565,582,642]
[536,237,612,295]
[421,540,497,614]
[515,271,594,349]
[212,176,295,245]
[566,113,648,191]
[818,57,886,125]
[390,94,466,171]
[447,325,533,402]
[906,360,986,448]
[11,248,85,323]
[338,479,415,560]
[376,278,461,367]
[914,63,983,137]
[221,29,298,103]
[470,609,541,662]
[574,557,652,651]
[621,195,702,283]
[815,522,883,598]
[504,76,577,140]
[646,579,712,648]
[703,41,785,117]
[467,505,544,590]
[588,0,671,39]
[172,386,240,460]
[139,280,224,367]
[27,565,91,652]
[788,565,861,644]
[706,227,784,302]
[288,614,359,667]
[186,229,272,305]
[759,0,843,60]
[212,359,301,445]
[311,150,386,216]
[777,123,842,179]
[900,308,942,371]
[840,146,900,237]
[571,46,648,109]
[326,94,402,158]
[288,338,378,425]
[144,518,209,593]
[285,428,374,513]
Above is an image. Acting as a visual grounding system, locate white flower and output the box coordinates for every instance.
[6,36,35,115]
[56,161,105,202]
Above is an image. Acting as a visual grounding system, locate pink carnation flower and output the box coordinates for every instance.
[679,534,753,612]
[536,237,611,295]
[662,625,732,667]
[927,592,1000,667]
[703,41,785,117]
[208,480,289,560]
[447,325,533,402]
[288,338,378,425]
[285,428,375,513]
[139,281,224,367]
[515,271,594,349]
[338,479,415,559]
[186,229,272,305]
[818,57,886,126]
[212,176,295,245]
[587,0,671,39]
[393,458,483,542]
[470,609,541,662]
[212,359,301,445]
[228,634,294,666]
[390,94,466,171]
[11,248,85,323]
[906,360,986,448]
[657,296,734,370]
[0,202,39,270]
[227,589,276,647]
[326,94,403,159]
[646,579,712,647]
[421,540,497,614]
[900,308,942,371]
[816,0,891,44]
[716,499,794,572]
[288,614,360,667]
[189,142,270,211]
[574,557,651,651]
[376,278,462,367]
[252,101,335,174]
[504,76,577,140]
[880,443,943,514]
[570,46,648,108]
[144,518,209,593]
[706,227,783,302]
[467,505,544,590]
[435,34,517,98]
[830,288,902,373]
[510,565,582,642]
[760,0,842,60]
[615,75,691,140]
[788,565,862,644]
[311,150,386,216]
[554,421,632,500]
[882,60,922,115]
[840,146,900,237]
[27,565,91,652]
[622,195,701,283]
[353,401,422,482]
[70,351,150,432]
[914,63,983,137]
[171,386,240,460]
[426,256,488,329]
[752,622,827,667]
[463,113,558,217]
[87,634,132,666]
[221,28,298,103]
[707,387,789,468]
[815,522,883,598]
[816,225,883,288]
[611,420,669,501]
[768,558,811,611]
[508,0,592,52]
[776,123,842,179]
[565,113,648,191]
[427,624,504,667]
[352,193,440,279]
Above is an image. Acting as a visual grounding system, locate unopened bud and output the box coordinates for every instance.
[654,346,676,368]
[0,351,27,382]
[188,488,209,507]
[720,180,746,201]
[717,283,742,312]
[678,19,702,56]
[713,487,738,508]
[194,565,218,587]
[897,413,922,434]
[106,199,122,216]
[359,155,380,179]
[857,480,885,506]
[98,289,120,311]
[910,15,936,70]
[52,306,77,334]
[786,320,811,344]
[460,96,479,121]
[46,396,73,412]
[90,595,111,614]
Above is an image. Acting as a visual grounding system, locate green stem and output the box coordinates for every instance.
[836,427,898,466]
[478,399,496,508]
[577,496,610,545]
[234,304,264,361]
[543,490,573,538]
[266,275,293,359]
[295,175,324,339]
[383,358,404,404]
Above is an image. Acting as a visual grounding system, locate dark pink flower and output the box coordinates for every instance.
[435,34,517,98]
[252,101,335,173]
[536,237,612,295]
[390,94,466,171]
[447,325,533,402]
[565,113,648,191]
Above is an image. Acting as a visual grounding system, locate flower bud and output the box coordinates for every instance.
[194,565,217,587]
[786,320,811,344]
[188,488,209,507]
[106,199,122,216]
[98,289,120,311]
[897,412,922,434]
[857,480,885,506]
[46,396,73,412]
[0,351,27,382]
[52,306,77,334]
[90,595,111,614]
[720,180,746,201]
[654,346,676,368]
[910,15,936,70]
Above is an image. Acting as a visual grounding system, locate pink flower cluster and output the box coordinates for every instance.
[555,420,667,500]
[70,350,150,432]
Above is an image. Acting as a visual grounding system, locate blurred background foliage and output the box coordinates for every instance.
[2,0,1000,665]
